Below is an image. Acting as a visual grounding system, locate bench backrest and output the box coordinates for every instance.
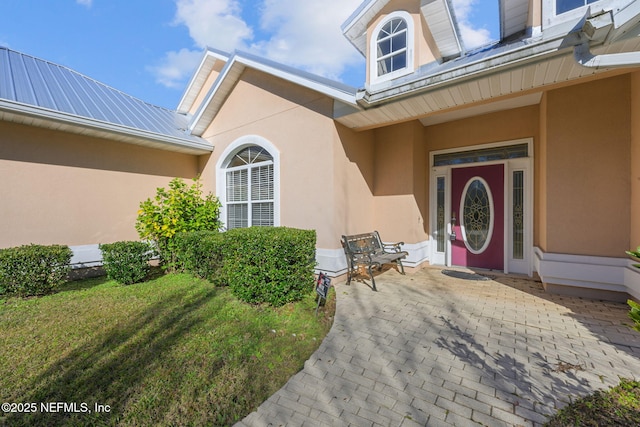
[341,232,383,256]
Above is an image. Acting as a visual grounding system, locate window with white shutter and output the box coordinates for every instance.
[225,146,274,229]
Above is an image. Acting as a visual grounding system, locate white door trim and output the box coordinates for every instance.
[429,138,534,276]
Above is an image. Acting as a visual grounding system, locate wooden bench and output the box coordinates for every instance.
[341,231,408,291]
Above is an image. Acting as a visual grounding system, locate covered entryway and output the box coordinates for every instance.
[430,139,533,275]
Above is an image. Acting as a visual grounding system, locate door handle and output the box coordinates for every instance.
[450,212,457,241]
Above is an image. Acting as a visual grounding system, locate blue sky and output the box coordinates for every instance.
[0,0,499,110]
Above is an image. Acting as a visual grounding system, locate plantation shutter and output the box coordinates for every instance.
[225,146,274,229]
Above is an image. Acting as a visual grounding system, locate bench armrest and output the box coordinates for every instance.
[383,242,404,253]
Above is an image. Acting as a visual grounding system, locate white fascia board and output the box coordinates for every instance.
[342,0,391,56]
[189,52,359,135]
[237,55,358,105]
[176,48,230,114]
[0,99,213,155]
[359,30,581,106]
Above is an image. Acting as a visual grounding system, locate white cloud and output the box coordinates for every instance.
[252,0,363,80]
[152,0,363,89]
[451,0,492,49]
[148,48,203,89]
[173,0,253,52]
[76,0,93,7]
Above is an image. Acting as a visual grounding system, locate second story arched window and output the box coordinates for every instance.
[371,11,414,84]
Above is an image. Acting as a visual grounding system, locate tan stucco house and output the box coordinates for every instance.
[2,0,640,302]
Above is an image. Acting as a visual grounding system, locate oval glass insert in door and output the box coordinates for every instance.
[461,177,494,254]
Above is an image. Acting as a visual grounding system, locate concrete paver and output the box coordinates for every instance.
[235,267,640,426]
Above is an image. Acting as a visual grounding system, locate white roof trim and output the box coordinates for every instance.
[0,99,213,154]
[176,48,230,114]
[420,0,463,60]
[188,51,358,136]
[342,0,392,56]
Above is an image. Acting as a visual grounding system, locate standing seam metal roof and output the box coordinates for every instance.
[0,47,209,148]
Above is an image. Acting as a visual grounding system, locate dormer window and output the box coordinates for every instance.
[370,11,414,84]
[377,18,408,75]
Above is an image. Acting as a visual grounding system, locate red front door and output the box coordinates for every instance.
[451,164,504,270]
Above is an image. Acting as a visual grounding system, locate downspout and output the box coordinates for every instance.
[574,9,640,69]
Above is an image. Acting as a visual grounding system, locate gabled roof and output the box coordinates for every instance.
[343,0,464,62]
[0,47,212,154]
[187,48,358,136]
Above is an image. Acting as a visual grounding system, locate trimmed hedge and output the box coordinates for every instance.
[0,244,72,297]
[173,231,225,285]
[99,241,154,285]
[222,227,316,306]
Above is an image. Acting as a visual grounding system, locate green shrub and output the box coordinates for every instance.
[629,300,640,332]
[0,244,72,297]
[222,227,316,306]
[135,177,222,271]
[173,231,226,285]
[99,241,154,285]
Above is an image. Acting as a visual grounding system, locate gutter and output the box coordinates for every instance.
[574,42,640,68]
[0,99,213,155]
[574,9,640,69]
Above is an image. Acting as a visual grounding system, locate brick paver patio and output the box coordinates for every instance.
[236,267,640,426]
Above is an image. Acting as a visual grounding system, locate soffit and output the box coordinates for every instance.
[420,0,463,60]
[501,0,530,40]
[336,34,640,130]
[342,0,392,56]
[0,101,213,154]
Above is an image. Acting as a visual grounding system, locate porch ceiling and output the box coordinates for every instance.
[335,32,640,131]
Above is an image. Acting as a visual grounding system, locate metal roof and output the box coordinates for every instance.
[0,47,212,154]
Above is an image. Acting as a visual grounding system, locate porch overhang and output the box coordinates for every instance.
[336,6,640,131]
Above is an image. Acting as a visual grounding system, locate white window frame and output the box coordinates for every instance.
[369,11,415,85]
[216,135,280,230]
[542,0,619,29]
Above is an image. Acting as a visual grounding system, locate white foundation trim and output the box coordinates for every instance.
[315,240,430,277]
[624,264,640,301]
[534,247,633,295]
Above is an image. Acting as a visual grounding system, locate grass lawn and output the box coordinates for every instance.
[545,378,640,426]
[0,271,334,426]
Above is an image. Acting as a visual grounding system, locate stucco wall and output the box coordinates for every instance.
[543,75,631,257]
[423,106,539,152]
[630,71,640,248]
[0,121,200,248]
[200,69,375,250]
[372,121,428,244]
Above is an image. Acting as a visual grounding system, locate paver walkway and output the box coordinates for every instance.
[236,267,640,426]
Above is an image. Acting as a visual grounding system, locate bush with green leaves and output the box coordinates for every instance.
[173,231,226,285]
[222,227,316,306]
[629,300,640,333]
[135,177,222,270]
[0,244,72,297]
[99,241,154,285]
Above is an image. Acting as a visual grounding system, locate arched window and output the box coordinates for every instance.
[218,138,279,229]
[371,11,414,84]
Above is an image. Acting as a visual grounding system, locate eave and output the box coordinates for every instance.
[336,8,640,131]
[0,99,213,155]
[188,50,358,137]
